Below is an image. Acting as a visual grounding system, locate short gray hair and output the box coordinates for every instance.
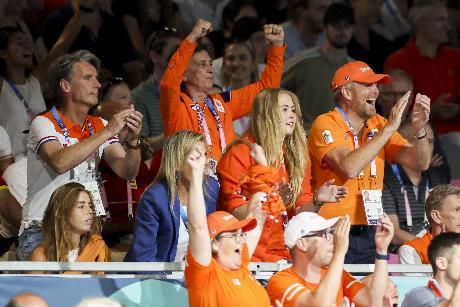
[334,81,356,103]
[49,50,101,100]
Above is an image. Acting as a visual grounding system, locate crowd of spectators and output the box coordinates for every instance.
[1,0,460,306]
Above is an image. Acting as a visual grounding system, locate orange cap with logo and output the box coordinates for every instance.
[331,61,391,90]
[207,211,257,238]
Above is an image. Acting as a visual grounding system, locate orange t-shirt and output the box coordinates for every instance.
[266,267,365,307]
[216,134,312,262]
[184,244,270,307]
[403,230,432,264]
[308,109,407,224]
[160,39,285,160]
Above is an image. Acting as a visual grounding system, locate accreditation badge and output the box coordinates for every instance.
[82,180,106,216]
[362,189,383,226]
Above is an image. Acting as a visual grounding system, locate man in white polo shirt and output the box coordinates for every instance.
[17,50,143,260]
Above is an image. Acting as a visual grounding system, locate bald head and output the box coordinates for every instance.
[6,292,48,307]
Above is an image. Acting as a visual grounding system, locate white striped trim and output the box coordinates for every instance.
[287,284,306,302]
[281,283,305,305]
[35,136,58,153]
[345,279,361,290]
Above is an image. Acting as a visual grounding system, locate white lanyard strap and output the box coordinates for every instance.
[336,106,377,177]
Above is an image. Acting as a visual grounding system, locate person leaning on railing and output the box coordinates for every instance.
[184,141,271,307]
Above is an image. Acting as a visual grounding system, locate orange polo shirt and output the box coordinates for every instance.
[160,39,285,160]
[385,39,460,134]
[184,244,270,307]
[266,267,365,307]
[217,133,312,261]
[308,109,407,225]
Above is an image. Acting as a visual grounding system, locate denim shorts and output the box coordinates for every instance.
[17,221,43,261]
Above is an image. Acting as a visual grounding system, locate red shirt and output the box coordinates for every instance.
[385,39,460,134]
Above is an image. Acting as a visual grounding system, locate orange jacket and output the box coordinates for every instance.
[64,234,110,275]
[160,39,285,160]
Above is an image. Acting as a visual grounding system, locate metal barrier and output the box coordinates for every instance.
[0,261,432,275]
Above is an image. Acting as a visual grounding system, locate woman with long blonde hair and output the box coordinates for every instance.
[125,130,219,262]
[29,182,109,262]
[217,88,348,262]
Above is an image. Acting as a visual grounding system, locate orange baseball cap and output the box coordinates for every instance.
[207,211,257,238]
[331,61,391,90]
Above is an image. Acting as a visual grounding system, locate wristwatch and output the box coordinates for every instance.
[376,252,390,261]
[125,139,141,150]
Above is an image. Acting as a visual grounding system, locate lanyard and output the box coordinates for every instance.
[6,79,36,122]
[51,106,95,146]
[391,164,429,227]
[428,279,446,299]
[193,96,227,152]
[127,181,133,219]
[335,106,377,177]
[179,204,188,231]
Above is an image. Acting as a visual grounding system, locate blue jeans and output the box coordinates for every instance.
[17,222,42,261]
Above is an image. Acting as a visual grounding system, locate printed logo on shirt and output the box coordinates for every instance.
[213,99,225,113]
[232,278,241,286]
[322,130,334,144]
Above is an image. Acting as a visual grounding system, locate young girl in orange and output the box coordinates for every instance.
[217,88,348,262]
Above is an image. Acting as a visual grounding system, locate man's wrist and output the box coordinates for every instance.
[125,138,141,150]
[312,190,323,208]
[271,41,284,47]
[375,248,389,260]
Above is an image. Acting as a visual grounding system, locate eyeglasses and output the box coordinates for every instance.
[302,229,334,241]
[218,232,247,243]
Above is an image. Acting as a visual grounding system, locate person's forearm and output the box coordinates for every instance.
[370,255,389,307]
[258,44,285,88]
[245,216,264,258]
[34,11,84,82]
[338,129,393,179]
[188,176,207,234]
[116,147,141,180]
[309,252,346,306]
[46,130,112,174]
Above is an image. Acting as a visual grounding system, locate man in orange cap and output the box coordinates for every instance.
[308,60,431,263]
